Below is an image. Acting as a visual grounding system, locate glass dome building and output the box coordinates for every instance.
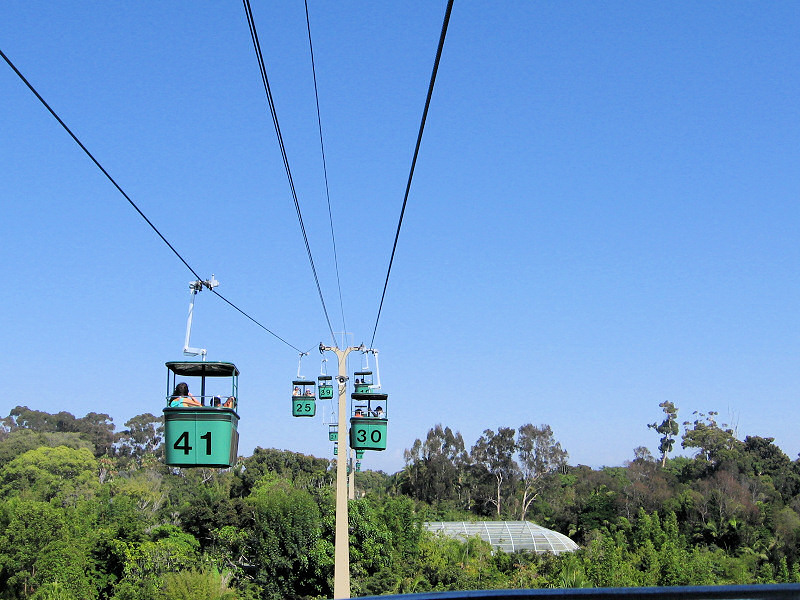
[424,521,578,555]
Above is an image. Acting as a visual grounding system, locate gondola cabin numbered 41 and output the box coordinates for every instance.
[164,361,240,468]
[349,370,388,451]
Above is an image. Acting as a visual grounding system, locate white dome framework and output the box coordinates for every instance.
[424,521,579,555]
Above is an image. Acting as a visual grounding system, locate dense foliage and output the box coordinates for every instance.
[0,403,799,599]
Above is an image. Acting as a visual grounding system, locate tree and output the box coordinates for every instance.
[0,446,99,503]
[2,407,116,457]
[115,413,163,463]
[622,454,671,517]
[401,424,468,505]
[31,539,99,600]
[348,497,392,596]
[3,406,78,433]
[682,411,742,467]
[115,524,200,581]
[0,499,66,597]
[160,568,237,600]
[648,401,679,467]
[246,477,325,599]
[470,428,518,516]
[0,429,93,468]
[74,412,116,457]
[516,424,568,521]
[239,448,331,495]
[742,436,790,477]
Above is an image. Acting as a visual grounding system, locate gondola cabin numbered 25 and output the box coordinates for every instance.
[291,380,316,417]
[164,361,240,468]
[349,370,388,451]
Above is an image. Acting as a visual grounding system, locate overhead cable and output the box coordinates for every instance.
[242,0,337,344]
[0,47,203,283]
[212,290,306,353]
[1,47,304,354]
[304,0,348,348]
[370,0,455,348]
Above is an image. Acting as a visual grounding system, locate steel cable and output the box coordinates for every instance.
[304,0,348,348]
[370,0,455,347]
[1,47,304,354]
[242,0,337,344]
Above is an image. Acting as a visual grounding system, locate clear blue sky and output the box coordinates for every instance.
[3,2,799,473]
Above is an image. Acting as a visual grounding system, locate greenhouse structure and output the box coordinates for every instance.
[424,521,579,555]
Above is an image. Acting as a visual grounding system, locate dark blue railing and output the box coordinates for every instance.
[354,584,800,600]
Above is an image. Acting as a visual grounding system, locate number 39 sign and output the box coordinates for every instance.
[164,409,239,468]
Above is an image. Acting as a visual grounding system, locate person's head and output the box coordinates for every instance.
[375,406,383,413]
[212,396,221,407]
[173,382,189,397]
[355,409,363,416]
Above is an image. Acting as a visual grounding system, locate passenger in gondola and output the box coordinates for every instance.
[373,406,384,418]
[305,389,314,397]
[293,386,301,396]
[212,396,222,407]
[170,382,201,407]
[354,408,364,417]
[223,396,235,408]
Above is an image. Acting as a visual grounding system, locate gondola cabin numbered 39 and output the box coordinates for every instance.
[318,375,334,400]
[164,361,240,468]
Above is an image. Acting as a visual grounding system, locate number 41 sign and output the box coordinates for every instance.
[164,410,238,468]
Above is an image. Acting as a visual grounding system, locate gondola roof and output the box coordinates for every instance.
[166,361,239,377]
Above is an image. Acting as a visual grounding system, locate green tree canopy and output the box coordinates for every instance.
[0,446,98,503]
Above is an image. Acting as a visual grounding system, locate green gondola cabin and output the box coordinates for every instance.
[318,375,334,400]
[164,361,239,468]
[349,370,388,451]
[292,380,316,417]
[353,371,373,394]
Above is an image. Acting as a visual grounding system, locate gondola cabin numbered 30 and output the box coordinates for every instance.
[292,380,316,417]
[349,370,388,451]
[164,361,240,468]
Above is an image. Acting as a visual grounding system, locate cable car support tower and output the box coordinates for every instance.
[319,341,365,599]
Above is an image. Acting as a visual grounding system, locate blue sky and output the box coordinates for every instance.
[2,2,799,473]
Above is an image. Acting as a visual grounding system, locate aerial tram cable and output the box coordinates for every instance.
[0,48,305,355]
[0,48,203,284]
[369,0,455,348]
[304,0,348,347]
[210,289,306,353]
[241,0,337,344]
